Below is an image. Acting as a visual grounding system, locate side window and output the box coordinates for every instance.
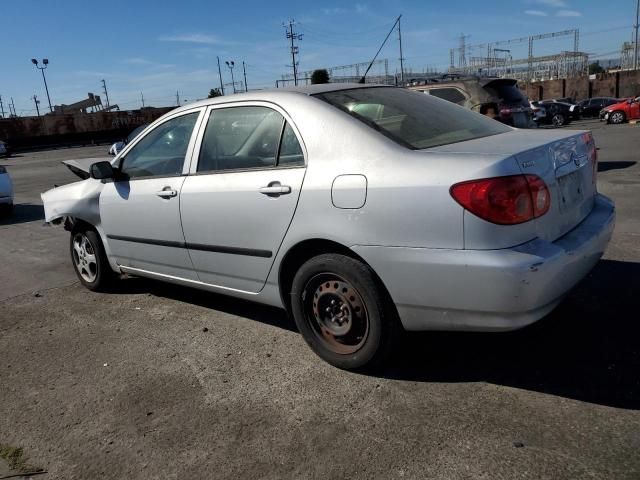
[278,122,304,166]
[428,88,466,104]
[198,106,284,173]
[120,112,198,179]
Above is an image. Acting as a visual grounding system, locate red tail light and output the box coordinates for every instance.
[450,174,550,225]
[582,132,598,185]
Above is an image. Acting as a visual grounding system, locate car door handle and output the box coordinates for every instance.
[156,188,178,198]
[259,182,291,197]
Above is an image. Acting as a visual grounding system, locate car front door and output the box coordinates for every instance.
[179,104,306,293]
[629,97,640,119]
[100,109,203,279]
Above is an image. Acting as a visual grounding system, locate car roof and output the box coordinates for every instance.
[171,83,389,114]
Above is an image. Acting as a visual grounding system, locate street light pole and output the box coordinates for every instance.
[225,61,236,93]
[31,58,53,113]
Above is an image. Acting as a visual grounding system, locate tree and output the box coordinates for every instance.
[588,62,605,75]
[208,88,223,98]
[311,69,330,84]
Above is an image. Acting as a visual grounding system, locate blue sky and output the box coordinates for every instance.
[1,0,636,115]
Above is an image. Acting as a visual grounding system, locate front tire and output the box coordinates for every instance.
[70,227,115,291]
[290,254,397,370]
[609,111,625,124]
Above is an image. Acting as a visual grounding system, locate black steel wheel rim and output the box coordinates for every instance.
[302,273,369,355]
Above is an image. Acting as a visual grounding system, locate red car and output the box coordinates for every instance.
[600,96,640,124]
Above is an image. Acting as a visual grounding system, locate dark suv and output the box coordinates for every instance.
[577,97,619,118]
[407,76,534,128]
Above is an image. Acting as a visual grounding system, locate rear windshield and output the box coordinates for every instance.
[484,81,527,104]
[315,87,510,150]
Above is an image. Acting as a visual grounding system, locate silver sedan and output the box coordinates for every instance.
[42,84,615,370]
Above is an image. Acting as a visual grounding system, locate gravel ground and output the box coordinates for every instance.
[1,120,639,479]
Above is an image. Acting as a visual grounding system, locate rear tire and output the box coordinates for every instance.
[551,113,566,127]
[609,111,625,124]
[70,226,115,291]
[290,253,397,370]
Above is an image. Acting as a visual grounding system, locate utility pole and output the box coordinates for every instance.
[0,95,4,118]
[284,19,303,86]
[140,92,145,108]
[10,97,16,117]
[217,56,225,95]
[398,14,405,83]
[242,61,248,92]
[176,90,180,106]
[634,0,639,70]
[32,94,40,117]
[101,79,110,108]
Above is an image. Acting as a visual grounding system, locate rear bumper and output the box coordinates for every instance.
[352,194,615,332]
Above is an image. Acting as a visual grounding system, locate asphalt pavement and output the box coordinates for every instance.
[1,120,639,479]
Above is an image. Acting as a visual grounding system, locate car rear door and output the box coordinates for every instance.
[99,109,204,279]
[179,103,306,293]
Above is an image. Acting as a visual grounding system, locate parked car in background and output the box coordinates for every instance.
[540,99,581,121]
[42,84,614,370]
[408,76,534,128]
[529,100,547,123]
[0,164,14,216]
[578,97,619,118]
[0,140,10,158]
[531,100,574,126]
[600,96,640,124]
[108,124,149,155]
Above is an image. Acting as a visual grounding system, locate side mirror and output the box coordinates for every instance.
[90,161,115,180]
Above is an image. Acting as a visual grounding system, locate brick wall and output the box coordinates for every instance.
[519,70,640,101]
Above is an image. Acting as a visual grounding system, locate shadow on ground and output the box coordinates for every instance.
[110,277,297,333]
[598,161,636,172]
[0,204,44,225]
[381,259,640,410]
[110,259,640,409]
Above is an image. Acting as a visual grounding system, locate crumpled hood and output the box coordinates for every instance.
[41,179,104,224]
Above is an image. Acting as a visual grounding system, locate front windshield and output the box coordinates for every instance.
[315,87,510,150]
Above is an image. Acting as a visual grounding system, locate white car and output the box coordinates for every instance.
[108,124,148,156]
[0,164,14,216]
[42,85,614,370]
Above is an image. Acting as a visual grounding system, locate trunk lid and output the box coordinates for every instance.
[430,129,597,243]
[515,131,597,241]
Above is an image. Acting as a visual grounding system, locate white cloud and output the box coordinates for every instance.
[158,33,225,45]
[355,4,369,14]
[533,0,566,7]
[556,9,582,16]
[525,9,548,16]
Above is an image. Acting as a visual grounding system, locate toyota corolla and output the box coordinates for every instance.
[42,84,615,370]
